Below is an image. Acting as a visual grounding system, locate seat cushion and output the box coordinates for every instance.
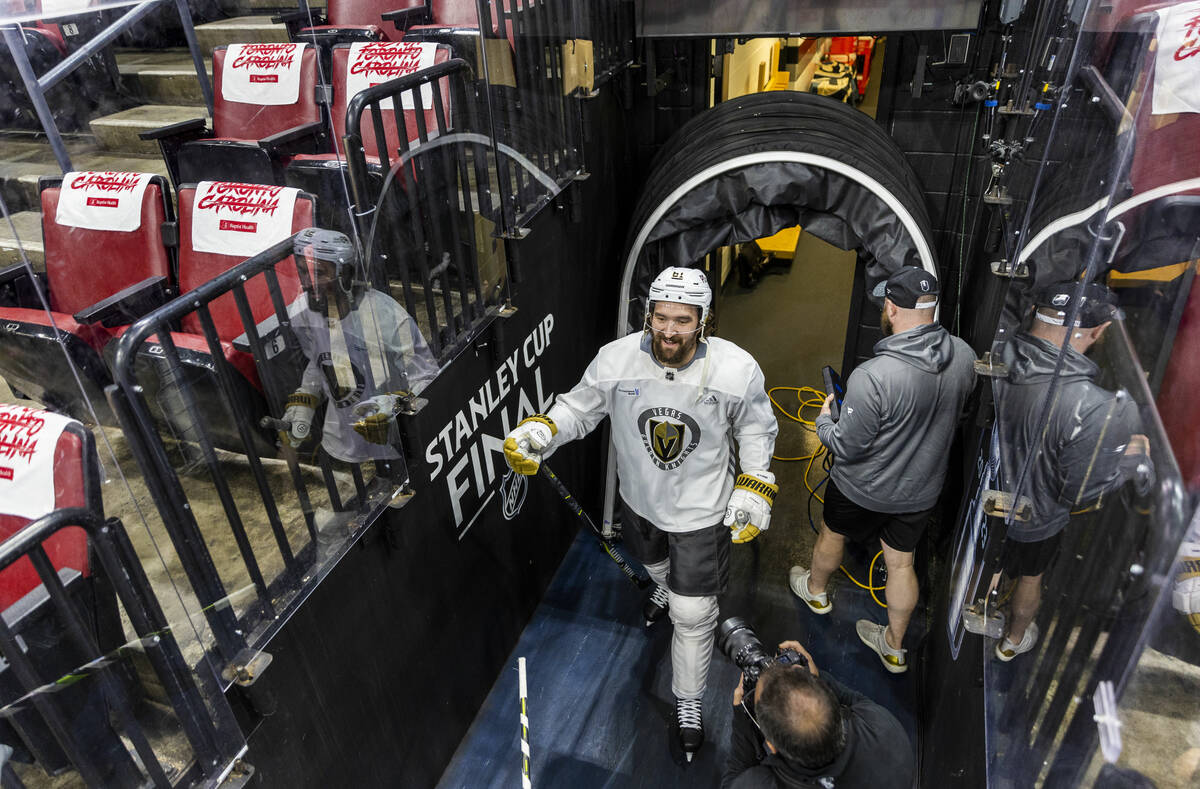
[0,307,112,353]
[110,326,262,391]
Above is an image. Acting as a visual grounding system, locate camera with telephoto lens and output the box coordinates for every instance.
[718,616,807,693]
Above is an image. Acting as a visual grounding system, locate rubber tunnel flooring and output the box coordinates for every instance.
[440,239,921,787]
[437,527,921,788]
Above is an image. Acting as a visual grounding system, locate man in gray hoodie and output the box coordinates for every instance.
[789,267,976,673]
[991,282,1150,661]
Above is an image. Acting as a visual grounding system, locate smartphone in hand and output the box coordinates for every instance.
[822,365,845,422]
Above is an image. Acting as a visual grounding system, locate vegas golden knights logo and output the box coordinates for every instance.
[637,407,701,470]
[651,419,684,463]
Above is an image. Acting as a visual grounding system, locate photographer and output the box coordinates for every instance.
[725,640,914,788]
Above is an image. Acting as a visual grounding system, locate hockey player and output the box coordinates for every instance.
[502,266,779,759]
[281,228,438,466]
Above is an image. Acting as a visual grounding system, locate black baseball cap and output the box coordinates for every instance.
[882,267,939,309]
[1034,281,1121,328]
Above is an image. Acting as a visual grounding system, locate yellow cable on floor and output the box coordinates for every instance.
[770,382,887,608]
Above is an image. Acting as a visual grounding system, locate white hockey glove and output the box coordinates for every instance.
[351,391,413,445]
[725,472,778,544]
[282,390,319,448]
[1171,541,1200,635]
[503,415,557,475]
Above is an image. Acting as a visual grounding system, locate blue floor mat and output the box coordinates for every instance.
[437,529,920,789]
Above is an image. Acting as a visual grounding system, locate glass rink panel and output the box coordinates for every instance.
[0,0,631,780]
[945,1,1200,786]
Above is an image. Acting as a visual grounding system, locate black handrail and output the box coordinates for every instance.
[109,236,299,666]
[0,507,243,785]
[107,224,405,681]
[341,57,505,362]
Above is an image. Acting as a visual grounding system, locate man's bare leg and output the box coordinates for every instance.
[1005,574,1043,643]
[881,541,918,650]
[808,520,845,595]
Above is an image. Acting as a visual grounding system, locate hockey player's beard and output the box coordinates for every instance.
[880,311,894,337]
[652,329,699,366]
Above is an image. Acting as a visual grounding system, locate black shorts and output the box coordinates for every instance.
[999,531,1063,578]
[619,500,729,597]
[822,478,933,553]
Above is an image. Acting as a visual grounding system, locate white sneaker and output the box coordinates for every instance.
[789,566,832,615]
[995,622,1040,662]
[856,620,907,674]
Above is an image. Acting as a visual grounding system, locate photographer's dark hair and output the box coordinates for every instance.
[756,665,846,768]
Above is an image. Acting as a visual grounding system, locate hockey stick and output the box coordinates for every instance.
[538,463,650,589]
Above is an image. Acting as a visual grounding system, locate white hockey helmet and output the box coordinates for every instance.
[646,266,712,329]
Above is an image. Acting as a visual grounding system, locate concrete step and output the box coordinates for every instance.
[0,137,98,212]
[118,50,213,107]
[195,15,291,53]
[89,104,210,154]
[0,135,170,217]
[0,211,44,270]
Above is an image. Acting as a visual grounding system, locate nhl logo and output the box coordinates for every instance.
[500,470,527,520]
[638,407,701,470]
[920,279,930,292]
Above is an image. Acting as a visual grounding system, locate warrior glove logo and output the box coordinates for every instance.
[637,407,701,470]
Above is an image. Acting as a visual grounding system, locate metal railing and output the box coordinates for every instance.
[344,57,512,362]
[0,444,243,786]
[487,0,585,199]
[107,236,398,676]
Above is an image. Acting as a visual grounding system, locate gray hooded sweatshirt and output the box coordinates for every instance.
[995,333,1144,542]
[816,323,976,513]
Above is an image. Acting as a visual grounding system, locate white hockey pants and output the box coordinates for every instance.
[645,558,719,700]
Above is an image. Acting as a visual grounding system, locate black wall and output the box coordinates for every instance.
[234,89,637,788]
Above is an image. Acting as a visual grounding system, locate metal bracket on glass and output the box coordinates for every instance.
[982,491,1032,521]
[218,758,256,788]
[499,226,533,240]
[990,258,1028,278]
[962,598,1005,638]
[1093,680,1123,763]
[974,351,1010,377]
[224,649,273,687]
[397,394,427,416]
[387,485,415,509]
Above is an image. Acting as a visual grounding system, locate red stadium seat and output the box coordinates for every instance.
[110,182,313,459]
[278,0,493,79]
[0,173,175,423]
[0,414,90,610]
[286,41,452,233]
[0,410,139,781]
[279,0,424,46]
[141,44,327,190]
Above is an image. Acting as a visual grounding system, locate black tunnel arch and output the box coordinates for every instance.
[617,92,939,334]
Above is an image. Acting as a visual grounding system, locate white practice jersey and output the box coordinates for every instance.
[547,333,777,533]
[290,289,438,462]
